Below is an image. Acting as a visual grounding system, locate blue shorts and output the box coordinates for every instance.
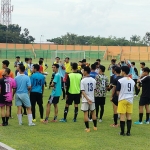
[15,93,31,107]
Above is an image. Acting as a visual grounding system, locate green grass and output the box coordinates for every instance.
[0,59,150,150]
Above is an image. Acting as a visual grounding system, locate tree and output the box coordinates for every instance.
[0,24,35,43]
[143,32,150,45]
[130,35,140,43]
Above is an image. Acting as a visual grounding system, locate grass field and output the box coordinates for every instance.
[0,59,150,150]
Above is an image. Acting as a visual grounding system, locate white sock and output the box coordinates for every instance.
[17,114,22,124]
[28,114,33,124]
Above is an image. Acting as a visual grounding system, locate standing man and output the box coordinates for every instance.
[108,59,117,80]
[110,67,122,127]
[60,63,82,122]
[54,57,66,100]
[14,56,23,76]
[0,68,16,126]
[30,64,45,122]
[28,58,33,76]
[140,62,145,76]
[96,59,101,66]
[43,64,61,123]
[81,66,97,132]
[95,65,109,122]
[14,65,35,126]
[131,62,139,96]
[64,57,72,74]
[116,66,135,136]
[90,64,98,79]
[134,67,150,125]
[0,60,14,118]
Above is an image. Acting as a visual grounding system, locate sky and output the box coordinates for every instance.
[10,0,150,42]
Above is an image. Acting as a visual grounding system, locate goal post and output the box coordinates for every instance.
[51,50,85,63]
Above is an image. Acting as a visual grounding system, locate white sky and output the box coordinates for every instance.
[10,0,150,42]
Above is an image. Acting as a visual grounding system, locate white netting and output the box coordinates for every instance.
[51,51,85,63]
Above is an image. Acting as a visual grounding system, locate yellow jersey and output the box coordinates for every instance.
[65,62,72,73]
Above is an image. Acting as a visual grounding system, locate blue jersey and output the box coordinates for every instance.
[90,72,98,79]
[15,74,31,94]
[30,72,45,93]
[51,72,62,97]
[59,64,66,78]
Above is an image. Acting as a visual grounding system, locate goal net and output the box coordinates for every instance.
[51,51,85,63]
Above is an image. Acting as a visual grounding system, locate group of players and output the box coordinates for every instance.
[0,56,150,136]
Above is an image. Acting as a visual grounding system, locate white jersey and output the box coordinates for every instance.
[117,77,135,103]
[80,76,96,103]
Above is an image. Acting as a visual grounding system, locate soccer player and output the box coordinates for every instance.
[81,66,97,132]
[14,56,23,76]
[43,64,61,123]
[131,62,139,96]
[54,57,66,100]
[140,62,145,76]
[30,64,45,122]
[14,65,35,126]
[59,63,82,122]
[16,63,28,76]
[108,59,117,79]
[95,65,109,122]
[64,57,72,74]
[0,60,14,79]
[28,58,33,76]
[134,67,150,125]
[24,58,29,73]
[39,60,44,73]
[0,68,16,126]
[96,59,101,66]
[94,62,100,74]
[78,61,82,71]
[110,67,122,127]
[0,60,14,119]
[90,64,98,79]
[116,66,135,136]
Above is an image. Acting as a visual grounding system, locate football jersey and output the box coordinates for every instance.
[81,77,96,102]
[117,77,135,103]
[0,77,16,103]
[95,74,109,97]
[90,72,98,79]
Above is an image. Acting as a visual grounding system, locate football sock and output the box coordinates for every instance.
[2,117,5,124]
[45,117,48,121]
[146,113,149,122]
[85,121,89,129]
[127,120,132,134]
[17,114,22,124]
[100,105,104,119]
[120,121,125,134]
[93,120,97,127]
[114,114,118,125]
[54,116,57,120]
[74,107,78,120]
[64,107,69,120]
[5,117,9,124]
[28,114,33,124]
[139,113,143,122]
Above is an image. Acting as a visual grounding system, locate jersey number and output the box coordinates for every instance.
[35,79,42,86]
[128,83,131,92]
[5,83,10,93]
[88,83,93,92]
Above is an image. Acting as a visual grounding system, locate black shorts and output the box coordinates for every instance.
[139,97,150,106]
[48,96,60,104]
[95,97,106,106]
[66,94,80,105]
[112,96,118,106]
[30,92,43,106]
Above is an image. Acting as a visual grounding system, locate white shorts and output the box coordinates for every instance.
[81,102,95,112]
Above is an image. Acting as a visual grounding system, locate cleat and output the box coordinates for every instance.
[134,121,143,125]
[143,120,149,124]
[126,133,131,136]
[119,132,125,136]
[51,120,57,122]
[89,119,93,122]
[59,118,67,122]
[85,128,90,132]
[28,123,35,126]
[99,119,102,123]
[93,127,98,131]
[73,119,77,122]
[32,119,36,122]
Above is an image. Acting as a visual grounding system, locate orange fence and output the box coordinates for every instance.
[0,43,150,61]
